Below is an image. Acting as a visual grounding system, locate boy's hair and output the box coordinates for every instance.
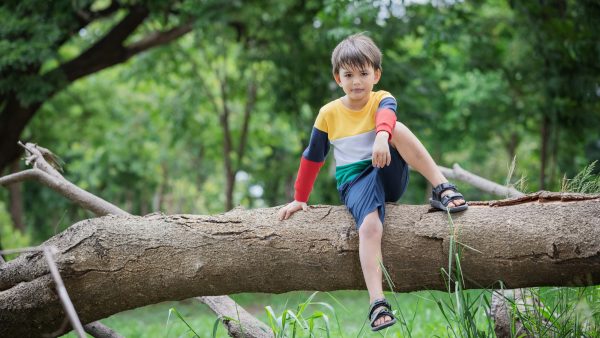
[331,33,382,75]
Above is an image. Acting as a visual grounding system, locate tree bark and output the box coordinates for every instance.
[1,193,599,337]
[198,296,271,338]
[7,160,25,231]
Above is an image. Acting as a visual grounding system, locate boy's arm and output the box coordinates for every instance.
[372,96,397,167]
[294,127,329,202]
[375,96,397,140]
[279,126,329,220]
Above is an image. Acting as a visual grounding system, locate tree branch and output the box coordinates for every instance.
[0,143,267,337]
[237,81,257,168]
[197,296,271,338]
[54,5,150,83]
[74,1,122,28]
[127,22,194,56]
[0,144,127,217]
[84,321,125,338]
[439,163,525,198]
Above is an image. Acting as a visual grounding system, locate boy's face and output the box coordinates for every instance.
[334,64,381,105]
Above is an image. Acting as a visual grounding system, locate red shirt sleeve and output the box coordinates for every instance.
[375,108,396,141]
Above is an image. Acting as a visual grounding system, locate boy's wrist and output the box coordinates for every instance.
[376,131,390,139]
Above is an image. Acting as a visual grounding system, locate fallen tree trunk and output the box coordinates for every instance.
[0,142,266,337]
[1,193,599,337]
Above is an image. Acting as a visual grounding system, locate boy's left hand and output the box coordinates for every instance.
[372,131,391,168]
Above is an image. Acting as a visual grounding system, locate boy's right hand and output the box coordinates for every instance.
[372,131,391,168]
[278,200,308,220]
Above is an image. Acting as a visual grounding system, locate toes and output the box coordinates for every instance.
[448,199,466,208]
[377,316,391,325]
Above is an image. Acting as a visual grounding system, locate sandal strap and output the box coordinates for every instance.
[370,307,395,325]
[368,299,392,319]
[432,182,458,198]
[441,192,464,206]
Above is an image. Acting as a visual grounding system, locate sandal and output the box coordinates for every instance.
[368,298,397,331]
[430,182,468,212]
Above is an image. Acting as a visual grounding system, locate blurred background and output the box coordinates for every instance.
[2,0,599,243]
[1,0,599,335]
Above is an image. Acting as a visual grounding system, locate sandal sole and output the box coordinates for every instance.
[430,199,468,213]
[371,318,397,331]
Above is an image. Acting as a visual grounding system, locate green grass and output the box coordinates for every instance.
[60,290,498,337]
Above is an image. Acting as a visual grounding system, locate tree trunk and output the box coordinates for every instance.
[1,193,599,337]
[0,5,193,174]
[540,114,549,190]
[7,160,25,231]
[0,97,41,174]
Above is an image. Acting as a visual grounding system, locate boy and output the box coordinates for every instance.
[278,33,467,331]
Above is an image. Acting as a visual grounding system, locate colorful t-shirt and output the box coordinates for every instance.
[294,90,397,202]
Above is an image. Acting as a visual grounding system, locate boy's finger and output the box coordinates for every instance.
[279,208,287,220]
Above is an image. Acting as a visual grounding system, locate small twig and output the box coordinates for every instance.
[0,144,128,216]
[84,321,125,338]
[43,246,86,338]
[0,169,45,186]
[438,163,525,198]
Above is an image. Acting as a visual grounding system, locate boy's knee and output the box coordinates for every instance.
[359,216,383,238]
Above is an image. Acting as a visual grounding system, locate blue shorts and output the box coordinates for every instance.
[338,145,409,229]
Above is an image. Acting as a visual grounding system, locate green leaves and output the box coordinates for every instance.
[265,292,336,338]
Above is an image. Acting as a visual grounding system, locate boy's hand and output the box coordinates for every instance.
[278,200,308,220]
[372,131,391,168]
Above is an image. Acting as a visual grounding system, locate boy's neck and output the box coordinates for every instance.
[340,94,370,111]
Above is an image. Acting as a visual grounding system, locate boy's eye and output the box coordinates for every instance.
[344,74,352,78]
[361,72,368,76]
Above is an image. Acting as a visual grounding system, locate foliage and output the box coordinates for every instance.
[2,0,598,238]
[3,1,600,335]
[561,160,600,194]
[0,202,33,260]
[512,287,600,338]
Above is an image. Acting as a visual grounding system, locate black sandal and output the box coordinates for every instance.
[368,298,397,331]
[430,182,468,212]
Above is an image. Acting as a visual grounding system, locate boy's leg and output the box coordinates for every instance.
[390,122,465,207]
[358,209,392,327]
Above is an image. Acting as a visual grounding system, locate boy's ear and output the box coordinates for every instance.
[333,73,341,85]
[374,69,382,84]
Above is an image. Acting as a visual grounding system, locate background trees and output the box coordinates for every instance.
[1,0,599,336]
[1,0,599,285]
[2,0,599,243]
